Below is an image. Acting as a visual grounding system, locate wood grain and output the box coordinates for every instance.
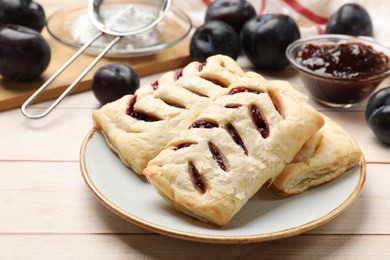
[2,67,390,258]
[0,234,389,259]
[0,162,389,234]
[1,1,390,258]
[0,26,191,112]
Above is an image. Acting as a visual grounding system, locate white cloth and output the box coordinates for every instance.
[173,0,390,46]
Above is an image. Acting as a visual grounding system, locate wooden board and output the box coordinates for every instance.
[0,30,191,112]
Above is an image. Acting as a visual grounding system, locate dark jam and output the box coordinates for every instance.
[295,42,389,79]
[294,42,390,106]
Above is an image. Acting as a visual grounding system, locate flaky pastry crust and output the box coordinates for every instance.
[93,55,247,174]
[143,72,324,226]
[272,116,361,196]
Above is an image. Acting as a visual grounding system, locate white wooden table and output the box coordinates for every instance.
[1,1,390,259]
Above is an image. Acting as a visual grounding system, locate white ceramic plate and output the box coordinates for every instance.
[80,129,366,244]
[46,3,192,58]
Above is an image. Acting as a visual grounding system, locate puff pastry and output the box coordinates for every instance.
[93,54,330,226]
[143,77,324,226]
[93,55,247,174]
[271,116,361,196]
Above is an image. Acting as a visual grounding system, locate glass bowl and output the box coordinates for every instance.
[286,34,390,108]
[46,3,192,58]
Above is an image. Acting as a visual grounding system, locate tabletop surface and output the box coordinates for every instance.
[1,1,390,259]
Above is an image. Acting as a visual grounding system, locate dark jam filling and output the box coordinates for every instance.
[189,119,219,129]
[207,142,229,172]
[173,142,196,151]
[250,105,270,139]
[226,124,248,155]
[225,103,242,109]
[150,80,159,90]
[127,96,161,122]
[188,161,207,194]
[174,69,183,80]
[295,42,390,79]
[201,76,227,88]
[198,62,206,72]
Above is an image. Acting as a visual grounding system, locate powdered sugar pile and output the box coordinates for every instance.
[71,4,161,51]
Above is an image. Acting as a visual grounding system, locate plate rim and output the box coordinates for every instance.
[46,3,193,58]
[79,128,366,244]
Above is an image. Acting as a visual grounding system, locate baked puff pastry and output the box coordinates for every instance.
[144,78,324,226]
[93,54,329,226]
[271,116,361,196]
[93,55,247,174]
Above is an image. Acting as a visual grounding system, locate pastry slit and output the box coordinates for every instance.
[228,86,262,95]
[181,86,210,98]
[208,142,229,172]
[197,63,206,72]
[249,104,270,138]
[126,96,161,122]
[225,123,248,155]
[188,161,207,194]
[200,76,228,88]
[190,119,219,129]
[173,142,197,151]
[225,103,242,109]
[174,69,183,80]
[150,80,159,90]
[159,98,187,109]
[267,90,284,118]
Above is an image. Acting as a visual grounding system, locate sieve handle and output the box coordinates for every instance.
[21,33,121,119]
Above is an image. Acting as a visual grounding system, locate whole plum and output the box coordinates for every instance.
[368,106,390,145]
[365,87,390,145]
[366,87,390,123]
[190,20,240,62]
[92,64,140,105]
[240,14,300,70]
[0,24,51,81]
[0,0,46,32]
[325,3,373,37]
[205,0,256,34]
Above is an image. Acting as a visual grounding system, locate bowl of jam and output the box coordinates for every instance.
[286,34,390,108]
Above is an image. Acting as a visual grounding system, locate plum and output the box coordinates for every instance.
[0,0,46,32]
[240,14,300,70]
[190,20,240,62]
[92,64,140,105]
[366,87,390,123]
[325,3,373,37]
[205,0,256,34]
[367,106,390,145]
[366,87,390,145]
[0,24,51,81]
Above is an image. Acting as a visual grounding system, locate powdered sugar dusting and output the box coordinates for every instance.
[71,4,160,51]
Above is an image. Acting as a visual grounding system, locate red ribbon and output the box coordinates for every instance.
[283,0,328,24]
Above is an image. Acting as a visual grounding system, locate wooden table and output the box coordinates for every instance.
[1,1,390,259]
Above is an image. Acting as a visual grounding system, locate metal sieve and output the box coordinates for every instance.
[21,0,171,119]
